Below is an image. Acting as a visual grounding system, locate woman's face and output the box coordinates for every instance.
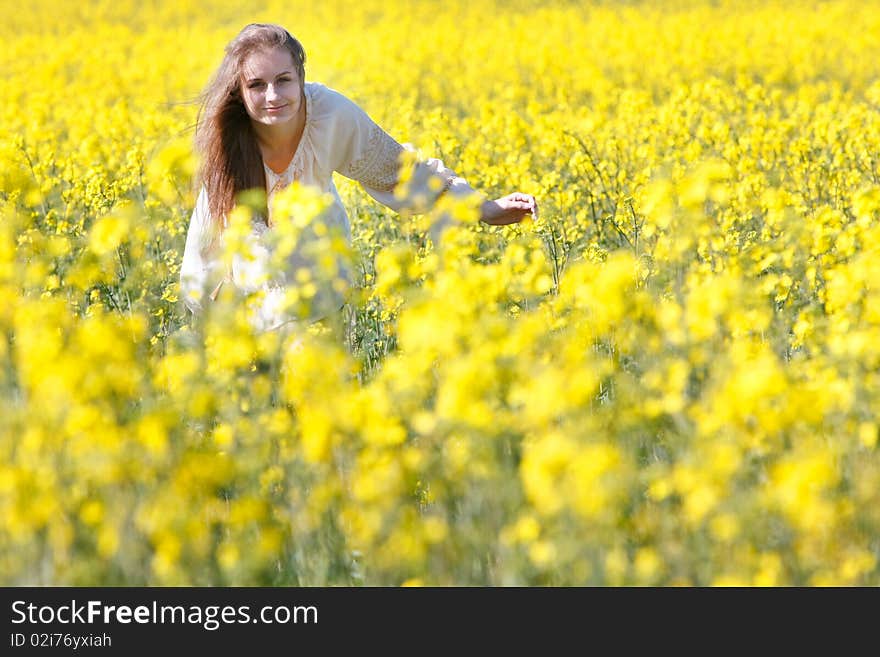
[239,47,303,127]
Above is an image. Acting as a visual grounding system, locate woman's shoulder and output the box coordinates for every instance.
[306,81,364,121]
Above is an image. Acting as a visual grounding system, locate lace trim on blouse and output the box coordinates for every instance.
[341,123,404,192]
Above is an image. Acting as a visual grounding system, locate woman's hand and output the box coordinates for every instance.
[479,193,539,225]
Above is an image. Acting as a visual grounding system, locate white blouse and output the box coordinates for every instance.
[180,81,476,331]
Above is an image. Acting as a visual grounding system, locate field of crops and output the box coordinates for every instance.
[2,0,880,585]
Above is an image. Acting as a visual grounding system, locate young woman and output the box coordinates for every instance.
[180,23,538,332]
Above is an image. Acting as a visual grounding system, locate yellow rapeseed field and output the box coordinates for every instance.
[2,0,880,585]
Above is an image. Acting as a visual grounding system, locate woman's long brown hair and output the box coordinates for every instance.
[194,23,306,251]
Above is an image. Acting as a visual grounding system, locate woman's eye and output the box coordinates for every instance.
[248,82,265,89]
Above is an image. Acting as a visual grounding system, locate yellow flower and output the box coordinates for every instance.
[88,210,131,256]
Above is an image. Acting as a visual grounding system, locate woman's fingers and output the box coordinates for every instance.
[481,193,539,225]
[499,193,538,217]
